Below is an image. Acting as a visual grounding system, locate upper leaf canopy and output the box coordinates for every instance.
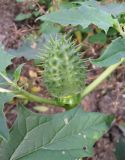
[39,2,114,32]
[0,45,15,140]
[81,1,125,16]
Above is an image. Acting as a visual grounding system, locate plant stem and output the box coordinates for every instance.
[0,72,62,107]
[0,72,13,84]
[114,20,125,37]
[16,88,63,106]
[81,59,124,98]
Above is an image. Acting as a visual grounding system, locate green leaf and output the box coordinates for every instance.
[81,1,125,16]
[115,137,125,160]
[0,93,15,140]
[88,32,107,44]
[39,3,114,32]
[16,0,33,2]
[0,106,112,160]
[9,36,47,60]
[99,3,125,16]
[0,44,15,85]
[33,11,40,17]
[0,46,14,72]
[0,45,15,139]
[59,2,77,10]
[40,22,61,34]
[92,37,125,67]
[15,13,32,21]
[13,64,24,83]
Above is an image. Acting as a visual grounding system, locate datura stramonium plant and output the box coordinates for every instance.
[40,35,86,107]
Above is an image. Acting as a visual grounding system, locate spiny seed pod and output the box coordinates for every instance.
[40,35,86,102]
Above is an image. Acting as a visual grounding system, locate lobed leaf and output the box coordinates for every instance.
[40,22,61,34]
[92,37,125,67]
[0,106,112,160]
[0,45,15,139]
[8,36,47,60]
[82,1,125,16]
[39,3,114,32]
[0,46,14,72]
[0,93,15,140]
[98,3,125,16]
[115,137,125,160]
[88,32,107,45]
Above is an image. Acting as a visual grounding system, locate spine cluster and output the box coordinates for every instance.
[40,35,86,100]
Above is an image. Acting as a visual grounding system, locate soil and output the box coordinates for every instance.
[0,0,17,42]
[0,1,125,160]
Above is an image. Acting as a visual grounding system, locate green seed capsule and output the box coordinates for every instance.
[40,35,86,105]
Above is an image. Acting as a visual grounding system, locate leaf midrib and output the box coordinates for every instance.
[11,113,104,160]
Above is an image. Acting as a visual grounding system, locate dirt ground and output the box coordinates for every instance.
[0,0,125,160]
[0,0,17,42]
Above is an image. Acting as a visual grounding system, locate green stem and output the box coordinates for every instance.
[16,88,63,106]
[81,59,124,98]
[114,20,125,37]
[0,72,62,107]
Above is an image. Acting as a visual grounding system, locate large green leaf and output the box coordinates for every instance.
[0,62,22,140]
[9,36,47,60]
[100,3,125,16]
[88,32,107,45]
[92,37,125,67]
[0,45,15,139]
[40,22,61,34]
[82,1,125,16]
[0,46,14,72]
[39,3,114,32]
[115,137,125,160]
[0,93,15,140]
[0,106,112,160]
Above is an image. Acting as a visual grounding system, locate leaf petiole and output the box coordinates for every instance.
[81,58,125,98]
